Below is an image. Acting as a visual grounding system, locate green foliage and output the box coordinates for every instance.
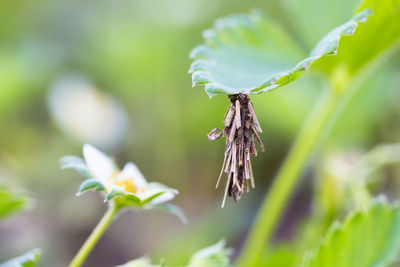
[260,245,296,267]
[189,9,370,96]
[311,0,400,88]
[261,144,400,267]
[187,240,231,267]
[211,0,400,265]
[0,187,40,267]
[106,188,141,204]
[77,178,105,196]
[0,249,41,267]
[117,240,231,267]
[0,185,30,220]
[302,199,400,267]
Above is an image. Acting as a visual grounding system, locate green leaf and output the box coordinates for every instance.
[141,191,166,205]
[302,198,400,267]
[0,249,41,267]
[189,9,370,96]
[59,156,91,177]
[315,0,400,78]
[309,9,371,58]
[0,185,30,220]
[106,189,142,206]
[124,193,142,204]
[153,204,188,224]
[77,178,105,196]
[106,188,125,201]
[188,240,232,267]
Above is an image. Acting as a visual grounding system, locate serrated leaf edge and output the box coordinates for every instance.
[189,9,372,96]
[302,197,400,266]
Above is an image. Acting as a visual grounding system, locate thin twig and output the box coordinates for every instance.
[216,151,228,188]
[221,173,232,208]
[248,102,262,133]
[235,100,241,129]
[224,105,235,127]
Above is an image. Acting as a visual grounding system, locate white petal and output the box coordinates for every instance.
[143,183,178,204]
[119,162,147,188]
[83,144,115,179]
[150,191,176,205]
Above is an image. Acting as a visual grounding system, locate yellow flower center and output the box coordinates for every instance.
[115,178,137,194]
[107,170,146,195]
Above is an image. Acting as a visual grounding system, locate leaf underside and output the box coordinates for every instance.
[189,9,371,96]
[106,189,141,204]
[302,198,400,267]
[77,178,105,195]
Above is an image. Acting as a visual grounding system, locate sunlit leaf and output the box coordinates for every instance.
[0,249,41,267]
[315,0,400,78]
[0,185,30,220]
[189,9,370,96]
[302,198,400,267]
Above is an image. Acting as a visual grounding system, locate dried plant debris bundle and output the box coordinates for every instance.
[208,93,264,207]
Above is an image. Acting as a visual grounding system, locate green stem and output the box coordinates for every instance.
[68,203,120,267]
[237,89,344,266]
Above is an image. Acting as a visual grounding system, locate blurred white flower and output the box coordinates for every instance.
[48,75,129,150]
[60,144,178,207]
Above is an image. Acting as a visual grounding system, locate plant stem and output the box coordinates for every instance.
[236,89,343,267]
[68,203,120,267]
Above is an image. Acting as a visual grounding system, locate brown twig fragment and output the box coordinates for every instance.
[224,105,235,127]
[207,93,264,207]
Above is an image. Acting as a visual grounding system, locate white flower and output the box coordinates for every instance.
[60,144,178,207]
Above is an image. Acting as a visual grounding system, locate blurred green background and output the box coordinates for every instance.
[1,0,400,266]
